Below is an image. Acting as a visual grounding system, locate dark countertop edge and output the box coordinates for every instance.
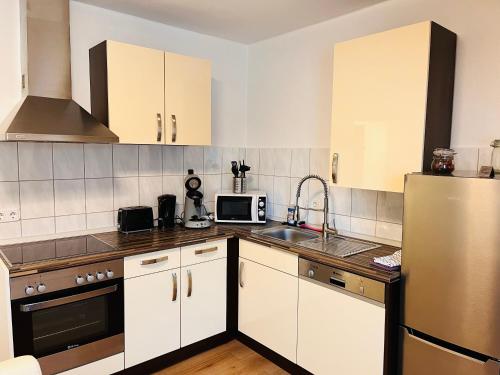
[4,227,401,284]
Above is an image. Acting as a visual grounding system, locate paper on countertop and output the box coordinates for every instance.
[373,249,401,269]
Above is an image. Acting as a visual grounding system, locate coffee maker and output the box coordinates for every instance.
[184,169,211,229]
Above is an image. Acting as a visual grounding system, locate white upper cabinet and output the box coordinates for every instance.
[330,21,456,192]
[90,41,212,145]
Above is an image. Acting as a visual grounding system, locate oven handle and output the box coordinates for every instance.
[19,285,118,313]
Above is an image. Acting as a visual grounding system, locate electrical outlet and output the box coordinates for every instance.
[0,209,20,222]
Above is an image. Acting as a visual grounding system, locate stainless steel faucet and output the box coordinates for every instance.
[294,174,337,239]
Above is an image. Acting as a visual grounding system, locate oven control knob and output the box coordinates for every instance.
[106,270,114,279]
[258,201,265,208]
[258,210,265,217]
[25,286,35,295]
[86,273,95,282]
[37,284,47,293]
[96,271,105,281]
[75,275,85,285]
[307,269,315,278]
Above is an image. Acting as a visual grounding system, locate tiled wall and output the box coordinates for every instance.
[0,142,486,244]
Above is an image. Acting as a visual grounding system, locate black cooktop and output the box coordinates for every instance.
[0,235,116,266]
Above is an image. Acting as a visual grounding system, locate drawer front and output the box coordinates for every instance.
[181,239,227,266]
[239,240,298,276]
[125,247,180,279]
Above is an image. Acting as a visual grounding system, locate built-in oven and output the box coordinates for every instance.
[10,259,124,375]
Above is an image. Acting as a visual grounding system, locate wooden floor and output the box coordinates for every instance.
[154,340,289,375]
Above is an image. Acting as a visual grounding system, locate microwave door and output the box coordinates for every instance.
[217,196,253,222]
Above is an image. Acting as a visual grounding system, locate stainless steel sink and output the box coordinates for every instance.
[254,227,320,243]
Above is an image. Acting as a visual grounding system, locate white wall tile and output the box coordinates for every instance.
[291,148,310,178]
[377,192,403,224]
[274,176,290,205]
[222,147,245,173]
[258,175,274,202]
[375,221,403,242]
[84,144,112,178]
[54,179,86,216]
[350,217,376,236]
[86,211,114,229]
[246,174,259,191]
[273,204,288,221]
[203,174,221,202]
[184,146,204,174]
[259,149,274,175]
[18,142,53,180]
[139,176,163,207]
[162,175,184,201]
[454,147,479,171]
[308,179,325,210]
[56,214,86,233]
[113,177,139,210]
[309,148,329,179]
[0,221,21,240]
[20,180,54,219]
[0,142,19,181]
[53,144,84,179]
[204,147,222,174]
[331,214,351,232]
[139,145,162,176]
[85,178,113,213]
[22,217,55,237]
[290,177,308,206]
[222,174,233,191]
[330,186,351,216]
[0,181,19,210]
[244,148,260,175]
[204,201,215,214]
[113,144,138,177]
[307,210,323,226]
[274,149,291,177]
[163,146,184,175]
[351,189,377,220]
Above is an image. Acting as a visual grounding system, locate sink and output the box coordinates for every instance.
[254,227,320,243]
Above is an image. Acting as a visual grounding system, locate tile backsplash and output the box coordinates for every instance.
[0,143,485,245]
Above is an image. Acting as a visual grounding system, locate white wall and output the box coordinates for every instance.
[70,1,248,147]
[247,0,500,148]
[0,0,21,126]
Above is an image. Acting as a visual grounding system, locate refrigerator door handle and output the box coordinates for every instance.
[401,327,500,375]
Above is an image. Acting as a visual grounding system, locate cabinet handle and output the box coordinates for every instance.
[171,114,177,143]
[239,262,244,288]
[194,247,218,255]
[187,269,192,297]
[172,272,177,301]
[140,255,168,266]
[157,113,162,142]
[331,153,339,184]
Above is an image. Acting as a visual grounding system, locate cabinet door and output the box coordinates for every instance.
[164,52,211,145]
[107,41,165,144]
[238,258,298,362]
[124,269,180,368]
[297,278,385,375]
[330,22,431,192]
[181,258,226,346]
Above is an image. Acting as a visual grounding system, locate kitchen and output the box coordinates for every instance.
[0,0,499,374]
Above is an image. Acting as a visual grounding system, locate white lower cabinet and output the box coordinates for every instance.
[238,257,298,362]
[124,268,180,368]
[181,258,227,347]
[297,278,386,375]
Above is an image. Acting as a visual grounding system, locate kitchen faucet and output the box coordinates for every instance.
[294,174,337,239]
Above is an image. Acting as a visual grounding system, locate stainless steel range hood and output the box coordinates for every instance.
[5,0,118,143]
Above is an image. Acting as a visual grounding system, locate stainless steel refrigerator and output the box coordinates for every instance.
[400,173,500,375]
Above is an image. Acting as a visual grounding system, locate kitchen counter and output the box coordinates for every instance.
[0,221,400,283]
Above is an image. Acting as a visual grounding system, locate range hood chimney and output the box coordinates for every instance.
[5,0,119,143]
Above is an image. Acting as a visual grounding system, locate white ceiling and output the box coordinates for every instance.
[74,0,387,44]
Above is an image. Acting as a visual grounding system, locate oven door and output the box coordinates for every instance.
[216,195,255,222]
[11,279,124,374]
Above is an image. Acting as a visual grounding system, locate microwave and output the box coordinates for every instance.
[215,191,267,223]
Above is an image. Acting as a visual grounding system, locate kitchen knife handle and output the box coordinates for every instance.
[171,114,177,143]
[187,269,192,297]
[172,272,177,301]
[332,153,339,184]
[157,113,162,142]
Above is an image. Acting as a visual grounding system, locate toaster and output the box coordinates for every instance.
[117,206,154,233]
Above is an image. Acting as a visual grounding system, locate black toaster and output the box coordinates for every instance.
[117,206,154,233]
